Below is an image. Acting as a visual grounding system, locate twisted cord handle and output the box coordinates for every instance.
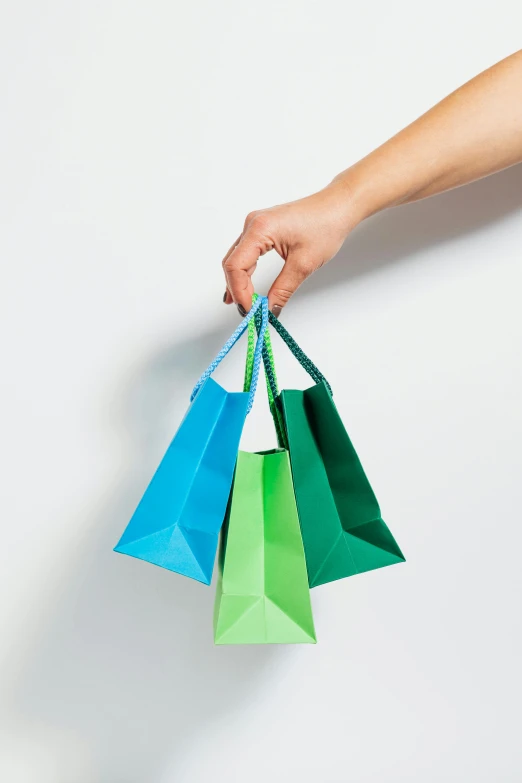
[247,305,331,396]
[246,295,287,447]
[262,340,288,448]
[245,294,279,404]
[191,295,267,413]
[245,296,268,413]
[261,336,280,404]
[243,308,256,394]
[268,311,332,395]
[244,297,331,441]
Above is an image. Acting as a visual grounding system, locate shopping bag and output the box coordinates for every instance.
[114,296,269,585]
[260,313,405,588]
[213,448,316,645]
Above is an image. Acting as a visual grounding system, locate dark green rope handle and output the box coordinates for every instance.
[267,311,332,395]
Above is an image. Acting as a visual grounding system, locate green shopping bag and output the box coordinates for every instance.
[213,318,316,645]
[255,309,405,589]
[213,449,316,644]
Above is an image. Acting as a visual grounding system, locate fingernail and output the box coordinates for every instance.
[271,305,282,319]
[237,304,247,317]
[223,290,228,303]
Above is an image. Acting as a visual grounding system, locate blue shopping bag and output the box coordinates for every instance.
[114,296,269,584]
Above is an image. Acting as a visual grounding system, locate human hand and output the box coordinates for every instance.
[222,181,361,316]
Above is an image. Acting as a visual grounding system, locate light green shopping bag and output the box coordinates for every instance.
[213,449,316,644]
[213,309,316,645]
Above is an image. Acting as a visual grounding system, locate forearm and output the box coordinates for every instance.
[333,50,522,222]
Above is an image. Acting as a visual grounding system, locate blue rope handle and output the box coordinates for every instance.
[245,295,268,412]
[190,295,268,414]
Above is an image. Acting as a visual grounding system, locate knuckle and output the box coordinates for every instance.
[223,257,237,273]
[299,259,316,278]
[289,255,316,280]
[271,287,293,305]
[245,210,270,234]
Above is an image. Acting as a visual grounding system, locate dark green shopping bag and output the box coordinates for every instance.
[253,308,405,589]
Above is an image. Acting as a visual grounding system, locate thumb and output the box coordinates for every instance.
[267,255,311,316]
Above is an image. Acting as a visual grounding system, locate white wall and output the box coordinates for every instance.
[1,3,521,782]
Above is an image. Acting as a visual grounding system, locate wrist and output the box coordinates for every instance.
[329,157,395,224]
[316,172,370,240]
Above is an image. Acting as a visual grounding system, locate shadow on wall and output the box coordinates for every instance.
[308,162,522,294]
[8,336,279,783]
[7,164,522,782]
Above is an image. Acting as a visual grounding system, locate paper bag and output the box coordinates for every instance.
[214,448,316,644]
[114,296,269,584]
[261,313,405,588]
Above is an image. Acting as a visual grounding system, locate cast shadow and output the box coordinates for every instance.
[8,164,522,782]
[305,163,522,294]
[8,332,277,783]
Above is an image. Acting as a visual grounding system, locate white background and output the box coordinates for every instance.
[1,3,521,782]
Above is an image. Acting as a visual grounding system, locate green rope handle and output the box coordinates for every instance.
[245,295,287,447]
[243,307,277,406]
[244,295,276,399]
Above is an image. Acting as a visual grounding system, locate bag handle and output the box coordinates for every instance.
[244,298,279,404]
[243,295,287,447]
[267,311,332,394]
[244,294,331,446]
[191,295,269,414]
[246,297,332,397]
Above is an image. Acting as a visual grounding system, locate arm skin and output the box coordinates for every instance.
[222,49,522,316]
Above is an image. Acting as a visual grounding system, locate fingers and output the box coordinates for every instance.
[222,211,313,315]
[222,238,258,312]
[222,236,241,305]
[222,217,273,312]
[267,253,312,316]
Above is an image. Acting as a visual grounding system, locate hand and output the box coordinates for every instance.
[222,181,361,316]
